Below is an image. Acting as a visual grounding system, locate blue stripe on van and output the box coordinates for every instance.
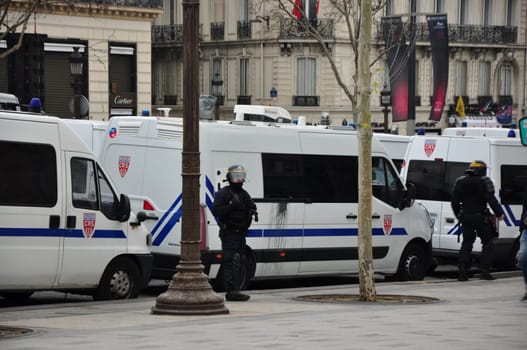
[151,194,182,237]
[206,176,215,198]
[0,227,126,238]
[246,227,408,238]
[448,223,462,235]
[152,206,183,246]
[503,204,517,227]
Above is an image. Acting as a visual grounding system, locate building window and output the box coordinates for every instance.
[500,62,513,96]
[506,0,516,26]
[483,0,492,26]
[240,0,249,21]
[455,61,467,97]
[479,61,491,96]
[415,60,420,98]
[435,0,444,13]
[296,57,316,96]
[385,0,393,16]
[240,58,249,96]
[459,0,468,25]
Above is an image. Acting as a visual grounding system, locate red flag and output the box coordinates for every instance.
[292,0,303,19]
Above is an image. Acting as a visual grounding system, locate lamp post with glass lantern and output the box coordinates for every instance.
[380,84,392,134]
[211,73,223,120]
[69,47,83,119]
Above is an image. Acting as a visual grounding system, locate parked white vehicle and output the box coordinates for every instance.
[66,116,434,288]
[0,111,153,301]
[374,133,411,171]
[400,128,525,269]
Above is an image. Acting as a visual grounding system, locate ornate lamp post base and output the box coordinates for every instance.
[151,261,229,315]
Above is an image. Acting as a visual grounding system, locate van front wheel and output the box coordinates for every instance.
[93,258,141,301]
[397,243,427,281]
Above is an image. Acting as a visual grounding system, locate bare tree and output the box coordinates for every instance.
[0,0,45,60]
[260,0,390,301]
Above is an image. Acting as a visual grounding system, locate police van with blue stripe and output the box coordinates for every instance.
[400,127,525,269]
[0,111,153,301]
[67,116,434,288]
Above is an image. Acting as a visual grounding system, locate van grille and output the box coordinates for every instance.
[118,125,141,136]
[157,129,183,140]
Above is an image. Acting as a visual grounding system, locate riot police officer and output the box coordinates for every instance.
[212,165,257,301]
[451,160,504,281]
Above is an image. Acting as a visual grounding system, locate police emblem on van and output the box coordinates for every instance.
[83,213,96,238]
[383,214,393,235]
[118,156,131,177]
[424,139,436,157]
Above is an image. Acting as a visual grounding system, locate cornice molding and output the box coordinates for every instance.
[9,0,162,21]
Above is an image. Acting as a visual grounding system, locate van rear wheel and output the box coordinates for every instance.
[93,258,141,301]
[397,243,427,281]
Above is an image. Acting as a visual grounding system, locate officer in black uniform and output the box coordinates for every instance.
[212,165,257,301]
[451,160,504,281]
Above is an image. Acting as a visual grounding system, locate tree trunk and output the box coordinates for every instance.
[357,0,376,302]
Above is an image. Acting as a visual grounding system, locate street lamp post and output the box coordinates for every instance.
[152,0,228,315]
[69,47,83,119]
[380,84,392,134]
[211,72,223,120]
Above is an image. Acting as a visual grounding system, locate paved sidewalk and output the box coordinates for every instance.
[1,275,526,350]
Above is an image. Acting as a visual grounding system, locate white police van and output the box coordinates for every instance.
[400,127,525,269]
[0,111,153,301]
[67,116,434,287]
[374,133,411,172]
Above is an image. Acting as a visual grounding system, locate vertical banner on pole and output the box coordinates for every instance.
[427,14,449,121]
[383,17,409,122]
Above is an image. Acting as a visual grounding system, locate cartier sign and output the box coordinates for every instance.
[110,93,136,108]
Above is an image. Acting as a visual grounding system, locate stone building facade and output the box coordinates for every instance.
[152,0,526,133]
[0,1,162,120]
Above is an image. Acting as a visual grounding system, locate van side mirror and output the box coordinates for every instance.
[117,194,131,222]
[400,182,416,210]
[519,117,527,146]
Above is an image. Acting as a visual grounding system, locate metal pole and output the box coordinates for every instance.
[406,0,416,135]
[74,78,81,119]
[152,0,228,316]
[383,106,390,133]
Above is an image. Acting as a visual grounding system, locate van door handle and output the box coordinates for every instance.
[66,216,76,228]
[372,214,381,219]
[445,218,455,223]
[346,213,358,219]
[49,215,60,229]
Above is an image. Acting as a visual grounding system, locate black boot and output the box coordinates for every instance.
[226,291,250,301]
[479,271,495,280]
[458,272,469,281]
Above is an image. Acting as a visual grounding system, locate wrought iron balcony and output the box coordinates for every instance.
[238,21,252,40]
[377,22,517,45]
[237,95,251,105]
[152,24,203,45]
[152,24,183,44]
[211,22,224,40]
[279,18,334,40]
[293,95,319,106]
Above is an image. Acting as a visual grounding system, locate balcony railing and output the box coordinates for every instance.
[152,24,183,44]
[238,21,252,40]
[237,95,251,105]
[279,18,334,40]
[293,95,319,106]
[152,24,203,45]
[211,22,224,40]
[69,0,163,8]
[377,22,517,44]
